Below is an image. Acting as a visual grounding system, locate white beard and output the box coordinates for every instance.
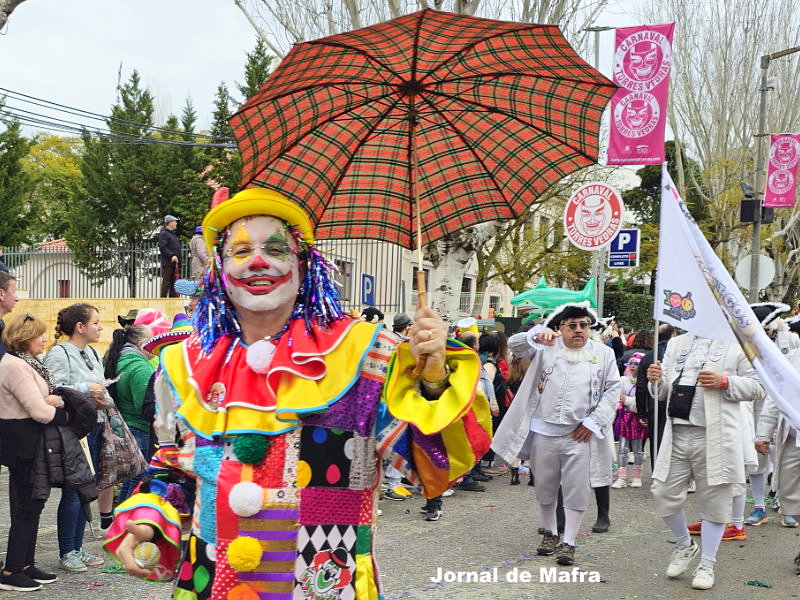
[556,340,592,363]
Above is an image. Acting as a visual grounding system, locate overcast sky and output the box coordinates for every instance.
[1,1,640,138]
[1,1,259,134]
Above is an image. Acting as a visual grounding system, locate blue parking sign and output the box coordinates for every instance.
[361,273,375,305]
[608,229,640,268]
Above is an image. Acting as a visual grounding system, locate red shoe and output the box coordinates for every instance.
[722,524,746,541]
[687,520,702,536]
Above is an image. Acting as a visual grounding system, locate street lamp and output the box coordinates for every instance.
[748,45,800,302]
[583,25,614,317]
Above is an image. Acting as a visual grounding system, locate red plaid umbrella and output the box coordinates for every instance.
[232,9,614,253]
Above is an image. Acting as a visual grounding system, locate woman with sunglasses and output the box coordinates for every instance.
[0,313,66,591]
[43,303,108,573]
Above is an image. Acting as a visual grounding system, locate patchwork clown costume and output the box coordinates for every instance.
[103,189,491,600]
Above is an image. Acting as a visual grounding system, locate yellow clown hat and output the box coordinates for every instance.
[202,188,315,254]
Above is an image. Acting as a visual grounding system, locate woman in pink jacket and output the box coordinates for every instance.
[0,313,67,592]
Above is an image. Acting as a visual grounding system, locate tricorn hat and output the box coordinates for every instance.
[117,309,139,328]
[590,315,615,332]
[545,301,598,330]
[786,314,800,334]
[750,302,790,328]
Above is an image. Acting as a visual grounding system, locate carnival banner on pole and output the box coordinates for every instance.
[763,134,800,208]
[656,165,800,430]
[607,23,675,165]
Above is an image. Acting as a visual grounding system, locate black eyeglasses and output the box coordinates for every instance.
[563,322,590,331]
[79,349,95,370]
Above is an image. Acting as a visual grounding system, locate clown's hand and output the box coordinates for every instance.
[117,521,156,578]
[409,305,448,384]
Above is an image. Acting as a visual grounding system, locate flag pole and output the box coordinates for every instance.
[651,320,660,465]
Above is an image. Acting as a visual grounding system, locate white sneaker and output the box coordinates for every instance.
[629,478,642,488]
[442,488,455,497]
[611,477,627,489]
[665,541,699,578]
[691,563,715,589]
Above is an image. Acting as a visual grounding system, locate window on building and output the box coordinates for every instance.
[538,215,551,241]
[489,295,499,309]
[460,277,472,312]
[331,258,354,302]
[58,280,71,298]
[411,268,429,291]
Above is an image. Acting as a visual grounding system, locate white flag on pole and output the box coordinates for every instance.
[655,165,800,429]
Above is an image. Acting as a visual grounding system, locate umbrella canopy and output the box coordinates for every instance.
[231,9,615,249]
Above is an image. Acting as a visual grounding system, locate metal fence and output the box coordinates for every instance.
[3,239,405,313]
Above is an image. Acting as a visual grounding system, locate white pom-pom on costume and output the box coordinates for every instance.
[229,481,264,517]
[246,339,276,373]
[133,541,161,570]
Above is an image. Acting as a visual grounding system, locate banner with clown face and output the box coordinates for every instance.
[607,23,675,165]
[763,134,800,208]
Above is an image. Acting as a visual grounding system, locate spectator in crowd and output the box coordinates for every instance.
[0,271,19,358]
[102,325,155,503]
[189,226,208,279]
[392,313,413,337]
[458,331,498,491]
[43,303,110,573]
[619,329,654,374]
[0,313,68,591]
[158,215,181,298]
[116,309,138,330]
[0,247,9,273]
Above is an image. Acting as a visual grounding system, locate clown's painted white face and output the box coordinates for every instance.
[221,216,301,314]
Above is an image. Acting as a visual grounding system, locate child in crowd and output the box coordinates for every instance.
[612,352,647,488]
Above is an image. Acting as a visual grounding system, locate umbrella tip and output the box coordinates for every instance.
[211,187,229,208]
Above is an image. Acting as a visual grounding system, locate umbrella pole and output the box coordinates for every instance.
[411,108,429,378]
[412,114,427,309]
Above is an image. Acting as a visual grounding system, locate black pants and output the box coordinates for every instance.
[646,400,667,469]
[5,458,46,572]
[160,265,179,298]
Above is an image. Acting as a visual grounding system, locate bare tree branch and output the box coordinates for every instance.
[0,0,26,31]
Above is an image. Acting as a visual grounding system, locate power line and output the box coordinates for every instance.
[0,86,235,143]
[0,109,236,148]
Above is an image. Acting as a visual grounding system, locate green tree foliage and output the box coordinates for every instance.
[603,290,654,331]
[0,115,33,246]
[23,133,83,241]
[68,72,210,294]
[237,39,274,101]
[623,141,707,225]
[201,82,242,194]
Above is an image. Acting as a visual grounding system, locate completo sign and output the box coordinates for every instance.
[608,228,640,268]
[563,183,624,251]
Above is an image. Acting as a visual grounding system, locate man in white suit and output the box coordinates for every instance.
[647,334,763,590]
[492,301,620,567]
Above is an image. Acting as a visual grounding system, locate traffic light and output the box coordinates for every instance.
[740,182,774,224]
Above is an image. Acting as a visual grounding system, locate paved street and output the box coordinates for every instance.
[0,464,798,599]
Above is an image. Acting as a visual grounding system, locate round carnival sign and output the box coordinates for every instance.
[563,182,624,251]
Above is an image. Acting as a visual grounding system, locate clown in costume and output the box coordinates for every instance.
[103,188,491,600]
